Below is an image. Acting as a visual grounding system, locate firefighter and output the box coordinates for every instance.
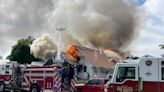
[68,65,74,85]
[10,63,22,90]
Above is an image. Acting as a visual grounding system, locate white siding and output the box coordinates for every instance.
[139,58,159,81]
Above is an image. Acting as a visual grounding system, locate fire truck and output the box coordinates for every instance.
[0,60,77,92]
[105,56,164,92]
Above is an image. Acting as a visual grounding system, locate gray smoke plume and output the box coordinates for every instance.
[0,0,139,58]
[30,34,57,59]
[0,0,54,57]
[48,0,138,52]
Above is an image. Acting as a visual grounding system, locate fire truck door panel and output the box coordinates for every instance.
[81,85,92,92]
[84,85,94,92]
[44,71,54,89]
[93,79,104,92]
[139,58,159,81]
[45,77,53,89]
[85,79,95,92]
[142,82,159,92]
[113,65,138,92]
[137,58,159,91]
[113,80,138,92]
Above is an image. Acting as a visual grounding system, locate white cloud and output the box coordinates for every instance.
[131,43,163,57]
[144,0,164,16]
[131,0,164,57]
[0,0,53,58]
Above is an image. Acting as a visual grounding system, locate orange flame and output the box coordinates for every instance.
[106,48,113,51]
[105,48,123,59]
[65,44,78,59]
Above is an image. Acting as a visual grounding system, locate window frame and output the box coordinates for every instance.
[161,61,164,80]
[5,65,10,74]
[95,79,102,85]
[116,66,136,82]
[87,79,95,85]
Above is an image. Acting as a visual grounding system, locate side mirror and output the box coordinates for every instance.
[85,82,88,86]
[104,85,107,88]
[138,77,143,91]
[108,74,113,79]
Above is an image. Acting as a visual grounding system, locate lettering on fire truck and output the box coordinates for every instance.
[117,85,133,92]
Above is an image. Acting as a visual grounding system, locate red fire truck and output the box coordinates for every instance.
[0,61,77,92]
[75,78,109,92]
[105,56,164,92]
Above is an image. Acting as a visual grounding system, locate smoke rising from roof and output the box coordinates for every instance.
[48,0,138,52]
[0,0,140,58]
[30,34,56,59]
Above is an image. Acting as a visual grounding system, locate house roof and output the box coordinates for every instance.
[77,46,121,67]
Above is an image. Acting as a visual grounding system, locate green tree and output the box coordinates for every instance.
[7,37,41,64]
[160,44,164,49]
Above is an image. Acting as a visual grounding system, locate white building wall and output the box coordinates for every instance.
[78,58,114,79]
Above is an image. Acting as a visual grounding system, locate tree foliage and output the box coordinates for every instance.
[7,37,41,64]
[160,44,164,49]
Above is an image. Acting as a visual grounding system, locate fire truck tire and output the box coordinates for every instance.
[76,88,82,92]
[0,81,5,92]
[30,84,40,92]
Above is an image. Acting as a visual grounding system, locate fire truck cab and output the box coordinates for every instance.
[0,61,21,91]
[105,57,164,92]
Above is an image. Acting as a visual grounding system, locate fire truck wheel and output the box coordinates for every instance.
[0,81,5,92]
[76,88,82,92]
[30,84,40,92]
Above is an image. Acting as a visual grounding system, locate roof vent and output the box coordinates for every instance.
[143,55,153,57]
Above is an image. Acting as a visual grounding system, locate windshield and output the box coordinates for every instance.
[116,67,135,82]
[95,79,102,85]
[87,79,94,85]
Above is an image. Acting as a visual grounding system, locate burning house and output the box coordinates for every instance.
[64,44,122,79]
[30,0,139,83]
[30,34,122,79]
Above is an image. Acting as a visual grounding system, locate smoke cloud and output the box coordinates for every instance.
[48,0,139,52]
[30,34,57,59]
[0,0,140,58]
[0,0,54,57]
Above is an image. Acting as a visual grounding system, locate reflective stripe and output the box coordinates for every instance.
[54,73,61,92]
[24,72,57,77]
[24,74,30,85]
[25,67,56,71]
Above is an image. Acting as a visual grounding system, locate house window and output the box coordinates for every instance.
[6,65,10,74]
[161,61,164,80]
[161,61,164,66]
[116,67,135,82]
[95,79,102,85]
[84,66,87,72]
[161,67,164,80]
[2,66,4,71]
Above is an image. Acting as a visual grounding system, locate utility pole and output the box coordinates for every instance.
[54,27,65,65]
